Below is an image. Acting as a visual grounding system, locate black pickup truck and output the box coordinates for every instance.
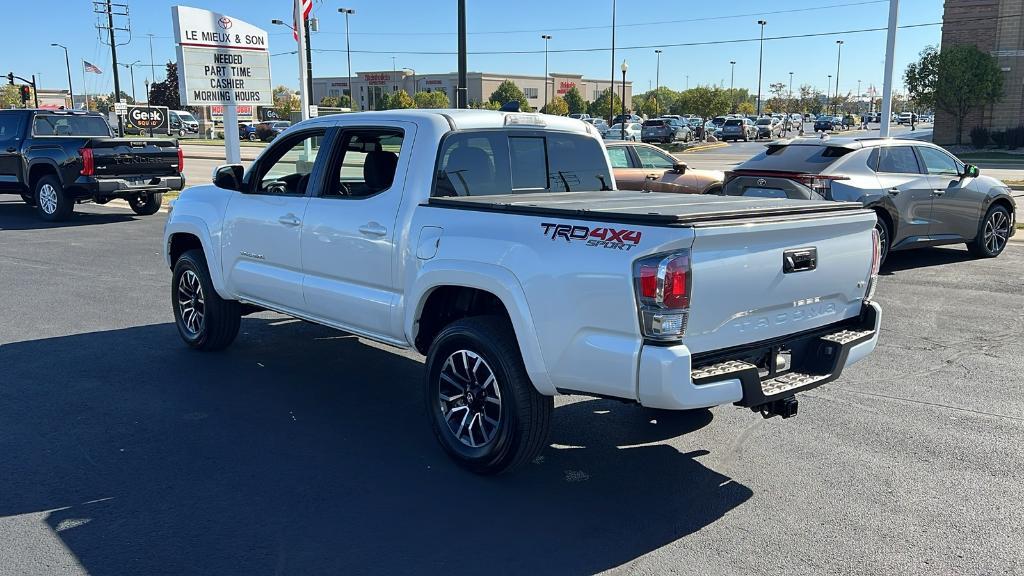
[0,109,184,221]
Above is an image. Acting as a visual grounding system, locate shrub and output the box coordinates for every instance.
[969,126,990,148]
[1007,125,1024,150]
[991,130,1007,148]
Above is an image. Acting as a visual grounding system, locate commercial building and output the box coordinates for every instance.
[934,0,1024,144]
[313,70,632,112]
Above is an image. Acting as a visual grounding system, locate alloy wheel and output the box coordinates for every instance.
[177,269,206,336]
[984,209,1010,254]
[38,184,58,215]
[875,221,889,263]
[438,349,501,448]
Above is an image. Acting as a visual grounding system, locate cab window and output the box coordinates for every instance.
[253,129,326,195]
[606,146,632,168]
[319,128,404,198]
[917,146,960,176]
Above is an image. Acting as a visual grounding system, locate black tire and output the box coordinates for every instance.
[34,175,73,221]
[248,133,258,142]
[874,214,891,266]
[20,193,36,206]
[172,249,241,351]
[127,192,163,216]
[967,204,1012,258]
[425,316,552,475]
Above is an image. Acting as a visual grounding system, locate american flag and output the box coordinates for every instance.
[292,0,313,41]
[83,60,103,74]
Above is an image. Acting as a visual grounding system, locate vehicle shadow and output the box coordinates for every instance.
[880,245,977,274]
[0,317,751,575]
[0,199,137,230]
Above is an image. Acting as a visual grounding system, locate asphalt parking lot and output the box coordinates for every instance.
[1,199,1022,576]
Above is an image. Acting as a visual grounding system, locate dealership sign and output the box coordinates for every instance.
[171,6,272,107]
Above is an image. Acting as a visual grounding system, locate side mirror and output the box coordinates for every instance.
[673,162,688,174]
[963,164,980,178]
[212,164,244,191]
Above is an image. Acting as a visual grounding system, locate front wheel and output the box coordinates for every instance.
[875,216,891,266]
[127,193,163,215]
[425,316,553,475]
[967,205,1012,258]
[172,249,241,350]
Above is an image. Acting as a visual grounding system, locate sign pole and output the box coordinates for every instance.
[223,105,241,164]
[879,0,899,137]
[296,1,310,121]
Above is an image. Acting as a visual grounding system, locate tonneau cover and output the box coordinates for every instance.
[427,190,864,226]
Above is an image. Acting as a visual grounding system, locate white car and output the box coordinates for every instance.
[163,109,882,474]
[604,122,641,141]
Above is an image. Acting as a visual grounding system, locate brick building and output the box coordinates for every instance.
[934,0,1024,144]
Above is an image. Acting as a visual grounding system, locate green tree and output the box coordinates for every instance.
[272,85,298,119]
[488,80,533,112]
[904,45,939,112]
[388,90,415,109]
[766,82,788,113]
[562,86,586,115]
[588,88,622,120]
[0,84,19,108]
[148,62,182,109]
[737,101,756,115]
[319,94,353,108]
[673,86,731,119]
[414,90,449,109]
[542,95,568,115]
[933,45,1003,144]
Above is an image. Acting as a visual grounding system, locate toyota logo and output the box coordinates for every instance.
[757,178,767,186]
[218,17,233,29]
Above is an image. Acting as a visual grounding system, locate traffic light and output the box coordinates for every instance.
[6,73,12,85]
[20,85,31,104]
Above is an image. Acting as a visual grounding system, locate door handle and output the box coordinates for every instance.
[932,189,946,196]
[358,222,387,237]
[887,187,900,196]
[278,214,301,227]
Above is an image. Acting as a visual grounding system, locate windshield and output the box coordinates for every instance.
[176,112,197,123]
[434,130,613,197]
[32,114,111,137]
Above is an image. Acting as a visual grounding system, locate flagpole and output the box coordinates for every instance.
[82,61,90,110]
[296,0,310,121]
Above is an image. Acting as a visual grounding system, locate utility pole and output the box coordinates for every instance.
[95,0,130,136]
[834,40,844,116]
[542,35,552,111]
[880,0,899,137]
[305,16,315,104]
[456,0,467,108]
[654,49,661,115]
[147,33,156,100]
[339,8,355,110]
[756,19,767,116]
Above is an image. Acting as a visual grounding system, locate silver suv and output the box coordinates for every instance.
[722,137,1016,262]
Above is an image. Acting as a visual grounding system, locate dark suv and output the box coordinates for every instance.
[641,118,691,144]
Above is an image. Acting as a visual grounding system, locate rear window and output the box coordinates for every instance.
[434,130,613,197]
[756,119,772,125]
[738,144,854,174]
[643,120,664,127]
[724,119,743,126]
[32,114,111,137]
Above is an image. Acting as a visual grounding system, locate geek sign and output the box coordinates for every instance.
[171,6,272,107]
[125,105,169,134]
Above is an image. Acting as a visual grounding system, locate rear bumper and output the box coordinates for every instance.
[637,301,881,410]
[71,175,185,198]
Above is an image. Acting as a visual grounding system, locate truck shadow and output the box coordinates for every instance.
[0,199,137,230]
[0,318,751,575]
[880,245,977,274]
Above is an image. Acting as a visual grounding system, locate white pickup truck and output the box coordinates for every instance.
[163,109,882,474]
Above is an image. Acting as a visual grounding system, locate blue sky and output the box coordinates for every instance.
[4,0,944,100]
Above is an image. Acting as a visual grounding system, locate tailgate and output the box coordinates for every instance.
[86,138,180,178]
[684,209,875,354]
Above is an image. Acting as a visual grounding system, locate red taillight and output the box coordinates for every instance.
[177,148,184,173]
[634,251,691,341]
[639,264,658,299]
[663,257,689,308]
[80,148,94,176]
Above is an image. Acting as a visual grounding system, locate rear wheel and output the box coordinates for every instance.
[425,316,552,475]
[34,175,73,221]
[967,204,1011,258]
[172,249,241,350]
[127,192,163,216]
[875,215,891,265]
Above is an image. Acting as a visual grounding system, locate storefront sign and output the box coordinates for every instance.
[364,73,390,86]
[171,6,272,106]
[557,81,576,94]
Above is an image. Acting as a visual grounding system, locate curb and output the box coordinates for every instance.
[679,142,729,153]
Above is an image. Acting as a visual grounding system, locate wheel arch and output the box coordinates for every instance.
[27,160,61,189]
[164,217,230,298]
[864,197,898,241]
[408,263,555,396]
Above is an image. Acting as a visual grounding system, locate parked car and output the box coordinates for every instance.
[611,113,642,126]
[0,109,183,221]
[583,117,610,136]
[721,137,1016,263]
[239,123,259,141]
[163,108,882,474]
[813,116,840,132]
[604,122,642,141]
[255,120,292,141]
[568,113,591,120]
[641,118,691,144]
[169,110,200,136]
[897,112,918,125]
[720,117,757,142]
[755,117,782,139]
[605,141,723,194]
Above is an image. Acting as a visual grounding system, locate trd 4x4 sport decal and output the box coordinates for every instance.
[540,222,642,251]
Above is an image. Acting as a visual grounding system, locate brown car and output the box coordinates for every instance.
[606,141,723,194]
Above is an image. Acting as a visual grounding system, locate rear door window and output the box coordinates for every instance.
[606,146,632,168]
[0,113,22,143]
[875,146,922,174]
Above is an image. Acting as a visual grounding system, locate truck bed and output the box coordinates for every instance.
[427,190,863,226]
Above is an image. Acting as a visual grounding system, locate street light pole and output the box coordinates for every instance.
[730,61,736,90]
[338,8,356,110]
[119,60,140,102]
[834,40,844,116]
[620,60,628,140]
[654,49,661,115]
[609,0,617,126]
[51,44,75,107]
[542,34,552,112]
[827,74,832,113]
[756,19,767,116]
